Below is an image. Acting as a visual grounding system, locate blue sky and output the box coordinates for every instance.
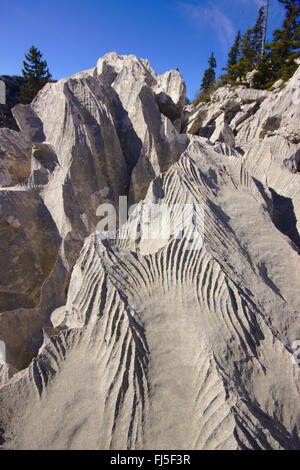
[2,0,285,99]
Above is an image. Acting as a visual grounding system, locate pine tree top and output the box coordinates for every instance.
[19,46,52,104]
[21,46,52,81]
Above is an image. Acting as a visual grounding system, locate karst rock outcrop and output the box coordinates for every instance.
[0,53,299,450]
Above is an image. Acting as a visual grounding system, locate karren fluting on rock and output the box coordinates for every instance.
[0,52,299,450]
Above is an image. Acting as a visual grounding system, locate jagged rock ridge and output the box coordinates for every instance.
[0,53,299,450]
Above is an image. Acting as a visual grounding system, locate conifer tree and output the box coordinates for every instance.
[221,31,242,83]
[19,46,52,104]
[253,0,300,88]
[239,28,254,73]
[238,7,266,76]
[200,53,217,93]
[269,0,300,79]
[251,6,266,62]
[221,6,266,84]
[261,0,270,56]
[228,31,242,68]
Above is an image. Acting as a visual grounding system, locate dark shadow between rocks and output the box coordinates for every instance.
[269,187,300,251]
[107,86,143,179]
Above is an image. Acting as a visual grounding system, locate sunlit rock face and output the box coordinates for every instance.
[184,65,300,244]
[0,53,188,375]
[96,52,188,203]
[0,55,300,450]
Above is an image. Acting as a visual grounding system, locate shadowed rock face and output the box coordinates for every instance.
[0,54,300,450]
[0,129,32,187]
[0,75,26,131]
[184,65,300,247]
[0,53,188,374]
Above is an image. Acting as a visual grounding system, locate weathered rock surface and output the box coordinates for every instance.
[0,54,299,450]
[0,188,61,369]
[0,138,299,449]
[0,128,32,186]
[0,53,188,374]
[183,84,270,137]
[184,65,300,243]
[96,52,188,203]
[209,115,235,148]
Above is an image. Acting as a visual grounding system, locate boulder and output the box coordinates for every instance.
[0,54,300,451]
[0,138,299,449]
[154,69,186,120]
[237,66,300,144]
[237,87,270,104]
[0,128,32,187]
[96,52,189,203]
[210,115,235,147]
[0,53,190,375]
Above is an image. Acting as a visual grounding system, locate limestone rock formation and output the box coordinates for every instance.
[210,115,235,148]
[0,53,189,374]
[96,52,188,202]
[0,128,32,186]
[0,54,299,450]
[183,84,270,137]
[184,65,300,244]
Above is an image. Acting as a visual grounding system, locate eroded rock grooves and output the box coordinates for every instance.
[0,53,299,450]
